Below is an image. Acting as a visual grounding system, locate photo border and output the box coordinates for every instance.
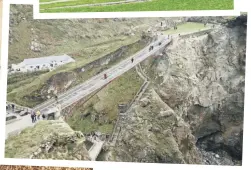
[1,0,250,170]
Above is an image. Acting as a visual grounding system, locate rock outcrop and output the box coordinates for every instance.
[105,17,246,165]
[5,120,91,160]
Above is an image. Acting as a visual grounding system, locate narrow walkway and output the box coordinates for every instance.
[88,141,105,161]
[40,0,74,5]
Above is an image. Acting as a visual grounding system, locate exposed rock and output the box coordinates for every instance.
[158,109,174,118]
[106,89,202,164]
[30,41,42,52]
[139,97,150,107]
[104,17,246,165]
[42,72,76,96]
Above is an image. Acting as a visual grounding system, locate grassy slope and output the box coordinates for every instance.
[41,0,233,12]
[5,120,75,158]
[67,68,144,134]
[8,5,161,107]
[7,36,139,107]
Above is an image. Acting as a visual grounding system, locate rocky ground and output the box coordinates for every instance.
[101,16,246,165]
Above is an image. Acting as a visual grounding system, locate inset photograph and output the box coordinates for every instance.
[0,165,92,170]
[5,4,246,166]
[39,0,234,13]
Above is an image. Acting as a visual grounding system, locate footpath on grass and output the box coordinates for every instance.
[40,0,233,12]
[40,0,150,10]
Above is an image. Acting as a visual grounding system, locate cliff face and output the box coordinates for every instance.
[105,17,246,165]
[5,120,91,161]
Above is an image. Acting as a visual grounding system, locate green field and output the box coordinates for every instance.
[40,0,234,13]
[163,22,211,35]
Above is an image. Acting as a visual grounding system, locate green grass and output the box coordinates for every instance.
[67,68,144,134]
[40,0,234,13]
[163,22,211,35]
[41,0,124,9]
[5,120,75,158]
[7,36,140,107]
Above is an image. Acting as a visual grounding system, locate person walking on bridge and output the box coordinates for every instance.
[131,58,134,63]
[11,104,15,112]
[104,73,107,79]
[55,95,59,104]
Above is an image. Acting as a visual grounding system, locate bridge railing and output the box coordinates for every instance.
[6,101,32,112]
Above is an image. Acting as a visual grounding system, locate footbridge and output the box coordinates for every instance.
[33,35,171,113]
[5,35,172,138]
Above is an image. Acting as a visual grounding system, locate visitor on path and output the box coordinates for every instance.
[55,95,58,103]
[36,110,41,120]
[131,58,134,63]
[11,104,15,112]
[104,73,107,79]
[32,110,37,123]
[31,112,34,123]
[42,113,46,120]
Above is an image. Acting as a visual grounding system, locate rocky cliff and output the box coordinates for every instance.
[104,16,246,165]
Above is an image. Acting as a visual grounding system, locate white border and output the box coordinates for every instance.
[0,0,250,170]
[0,0,10,160]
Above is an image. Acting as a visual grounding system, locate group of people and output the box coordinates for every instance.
[6,104,15,112]
[30,110,46,123]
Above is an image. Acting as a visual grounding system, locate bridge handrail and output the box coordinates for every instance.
[6,101,32,112]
